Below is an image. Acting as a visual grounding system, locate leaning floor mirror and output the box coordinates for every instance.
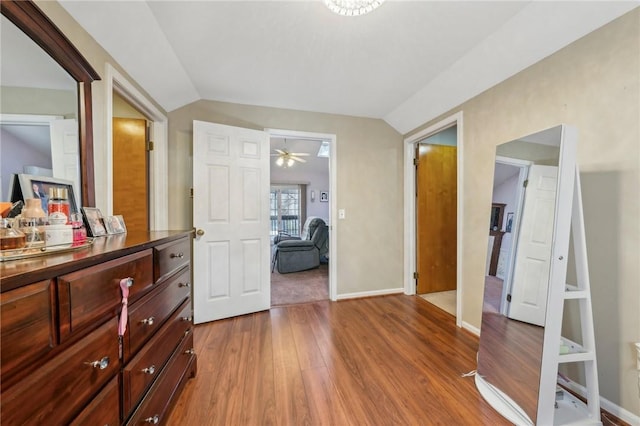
[476,124,601,425]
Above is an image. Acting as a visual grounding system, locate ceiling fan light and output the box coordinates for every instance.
[276,157,284,167]
[324,0,385,17]
[287,158,295,167]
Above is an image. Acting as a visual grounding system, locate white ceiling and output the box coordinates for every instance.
[59,1,637,134]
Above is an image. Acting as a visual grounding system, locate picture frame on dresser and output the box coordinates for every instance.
[15,174,79,216]
[104,215,126,234]
[82,207,107,237]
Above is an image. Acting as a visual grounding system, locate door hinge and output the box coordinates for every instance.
[146,140,154,151]
[523,179,528,188]
[506,294,512,302]
[413,158,419,166]
[190,188,194,198]
[413,272,419,280]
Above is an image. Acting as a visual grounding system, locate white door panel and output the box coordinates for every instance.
[193,120,270,324]
[507,165,558,326]
[50,119,80,207]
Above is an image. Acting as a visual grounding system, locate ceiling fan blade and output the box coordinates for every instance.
[274,149,286,155]
[291,152,309,156]
[291,156,307,163]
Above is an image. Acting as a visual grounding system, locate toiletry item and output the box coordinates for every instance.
[71,212,87,244]
[22,198,46,219]
[44,224,73,247]
[48,187,70,223]
[0,218,26,250]
[18,218,46,248]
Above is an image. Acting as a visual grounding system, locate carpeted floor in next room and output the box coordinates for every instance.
[271,263,329,306]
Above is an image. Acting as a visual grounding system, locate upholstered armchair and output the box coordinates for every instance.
[272,218,329,274]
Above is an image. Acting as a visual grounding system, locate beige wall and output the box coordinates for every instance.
[168,101,404,296]
[407,9,640,417]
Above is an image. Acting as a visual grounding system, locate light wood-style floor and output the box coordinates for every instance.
[167,294,510,425]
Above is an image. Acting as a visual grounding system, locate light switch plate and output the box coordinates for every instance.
[338,209,345,219]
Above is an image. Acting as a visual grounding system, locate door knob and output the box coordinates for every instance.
[196,229,205,236]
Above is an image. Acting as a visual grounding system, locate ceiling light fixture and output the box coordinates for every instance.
[323,0,385,17]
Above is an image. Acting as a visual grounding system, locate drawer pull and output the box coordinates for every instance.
[170,252,184,259]
[140,317,155,326]
[144,415,160,424]
[185,348,195,355]
[178,282,190,288]
[181,315,193,322]
[86,356,110,370]
[142,365,156,375]
[125,277,134,287]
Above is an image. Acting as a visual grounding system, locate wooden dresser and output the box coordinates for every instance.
[0,231,197,425]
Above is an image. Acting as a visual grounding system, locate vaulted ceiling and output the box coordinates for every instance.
[59,1,636,134]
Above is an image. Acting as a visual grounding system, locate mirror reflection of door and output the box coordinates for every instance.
[113,92,149,231]
[507,164,558,326]
[415,141,457,295]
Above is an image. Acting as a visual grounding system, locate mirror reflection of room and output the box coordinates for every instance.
[0,14,80,205]
[478,126,564,424]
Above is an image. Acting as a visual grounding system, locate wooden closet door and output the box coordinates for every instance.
[416,144,457,294]
[113,117,148,231]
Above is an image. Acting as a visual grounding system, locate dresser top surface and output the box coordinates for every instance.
[1,230,192,292]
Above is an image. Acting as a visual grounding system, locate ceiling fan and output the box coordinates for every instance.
[271,141,309,167]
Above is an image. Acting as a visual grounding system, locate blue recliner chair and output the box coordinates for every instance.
[272,218,329,274]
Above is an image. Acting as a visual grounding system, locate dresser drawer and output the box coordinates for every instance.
[70,375,120,426]
[1,280,55,387]
[154,237,190,284]
[126,332,196,426]
[126,267,190,358]
[123,300,193,415]
[58,249,153,341]
[1,317,120,426]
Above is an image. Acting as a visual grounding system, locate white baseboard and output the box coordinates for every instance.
[462,321,480,336]
[336,287,404,300]
[562,378,640,425]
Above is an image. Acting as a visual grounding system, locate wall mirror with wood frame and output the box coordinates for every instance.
[476,124,570,425]
[0,0,100,207]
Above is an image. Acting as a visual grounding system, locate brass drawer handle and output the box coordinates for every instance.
[170,252,184,259]
[140,317,155,326]
[185,348,195,355]
[144,415,159,424]
[86,356,110,370]
[181,315,193,322]
[178,282,190,288]
[142,365,156,375]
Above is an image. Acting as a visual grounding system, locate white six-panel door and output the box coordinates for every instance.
[192,120,270,324]
[507,164,558,326]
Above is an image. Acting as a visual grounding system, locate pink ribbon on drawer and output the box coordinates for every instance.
[119,277,133,336]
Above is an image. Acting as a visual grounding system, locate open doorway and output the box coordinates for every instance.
[267,129,336,306]
[404,112,465,328]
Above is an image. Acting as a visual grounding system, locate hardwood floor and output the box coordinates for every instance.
[167,295,509,425]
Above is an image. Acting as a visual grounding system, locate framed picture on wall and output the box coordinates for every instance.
[506,212,514,232]
[320,191,329,202]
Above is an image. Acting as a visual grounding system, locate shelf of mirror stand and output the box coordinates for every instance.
[553,388,600,425]
[559,337,595,364]
[564,284,589,300]
[0,238,94,262]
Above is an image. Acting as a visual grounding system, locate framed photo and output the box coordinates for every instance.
[319,191,329,202]
[16,174,79,216]
[104,215,127,234]
[82,207,107,237]
[505,212,514,233]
